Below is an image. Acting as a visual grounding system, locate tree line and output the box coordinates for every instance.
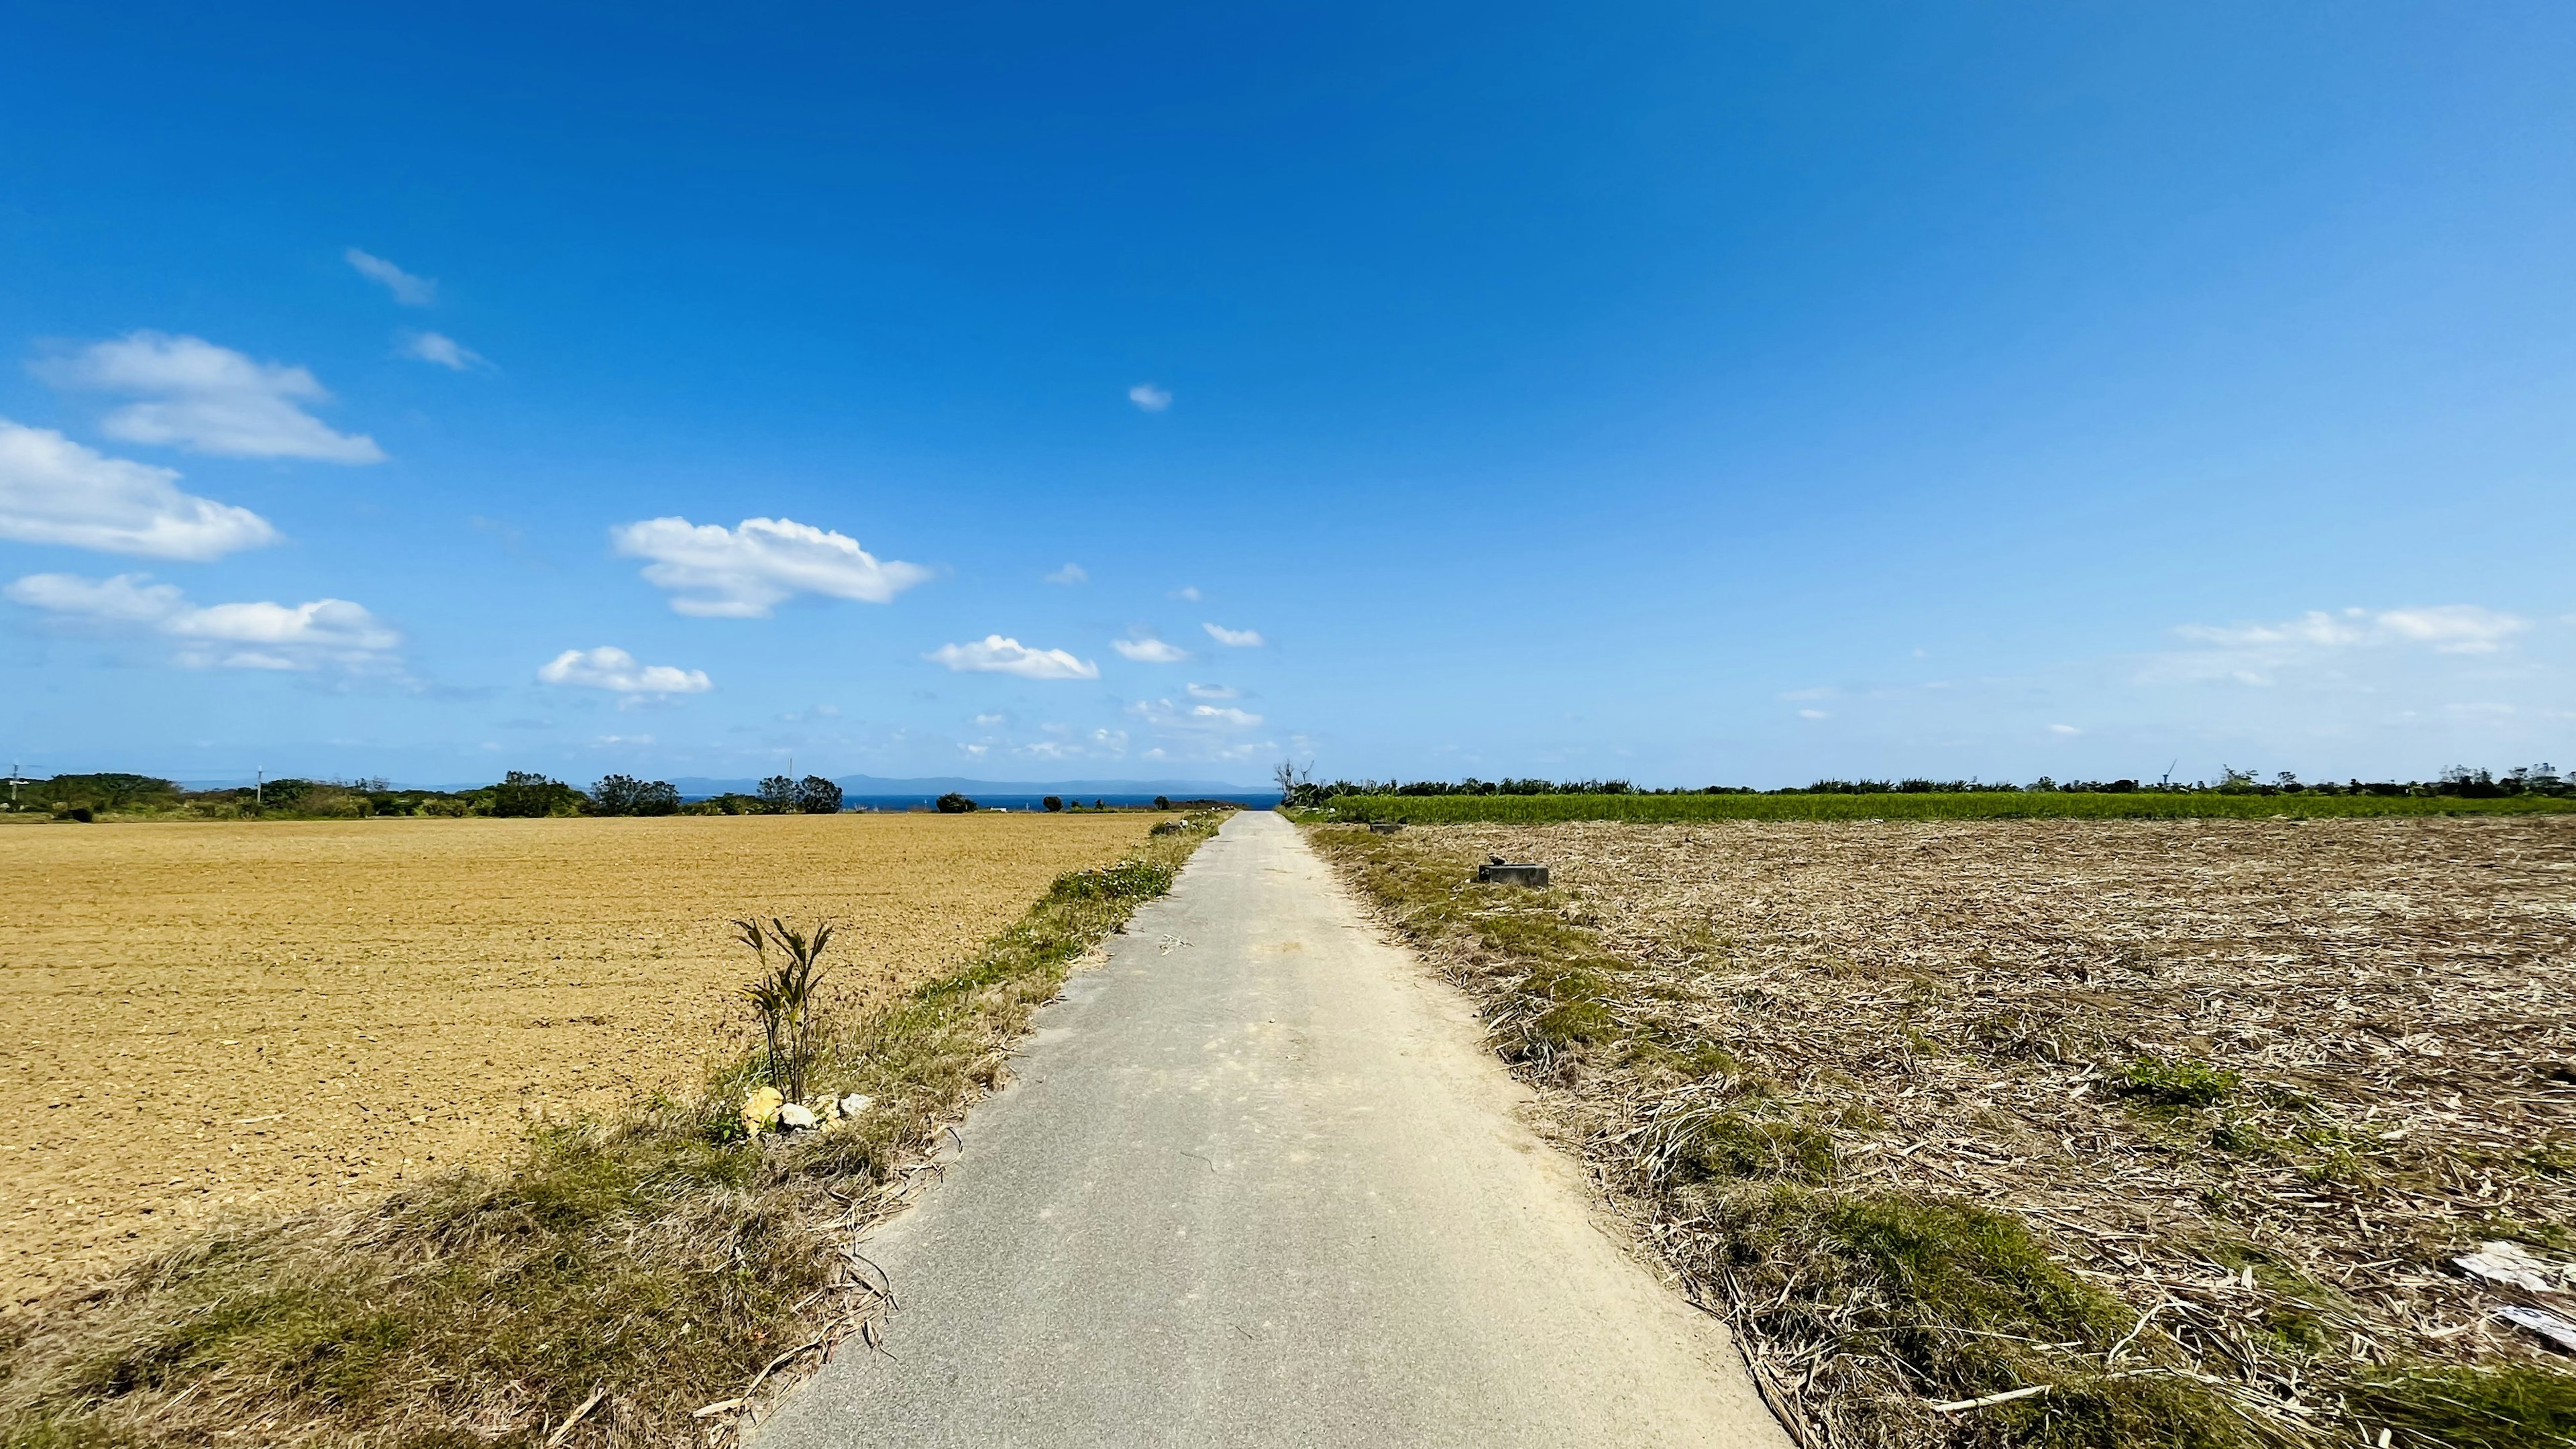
[1270,761,2573,808]
[5,770,851,820]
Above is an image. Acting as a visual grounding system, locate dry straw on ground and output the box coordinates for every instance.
[1313,815,2576,1448]
[0,812,1157,1310]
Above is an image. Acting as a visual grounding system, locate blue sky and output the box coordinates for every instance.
[3,3,2571,788]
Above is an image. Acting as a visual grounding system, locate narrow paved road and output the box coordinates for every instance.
[758,811,1788,1448]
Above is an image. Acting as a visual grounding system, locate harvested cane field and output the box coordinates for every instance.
[1313,814,2576,1447]
[0,812,1159,1312]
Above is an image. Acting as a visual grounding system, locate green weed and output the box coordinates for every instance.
[2116,1055,2241,1108]
[2347,1364,2576,1449]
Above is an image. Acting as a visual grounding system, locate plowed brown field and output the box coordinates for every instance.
[0,812,1157,1311]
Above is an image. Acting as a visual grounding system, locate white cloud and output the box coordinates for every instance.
[1128,382,1171,413]
[2049,723,2082,735]
[400,331,486,370]
[6,572,398,671]
[37,333,385,463]
[1043,562,1087,585]
[1171,585,1201,601]
[0,419,277,559]
[538,645,712,696]
[610,516,931,618]
[1186,682,1237,699]
[345,248,436,306]
[2176,605,2528,656]
[1798,708,1829,720]
[926,635,1099,680]
[1129,697,1264,731]
[1203,621,1265,647]
[973,712,1006,726]
[1114,635,1189,663]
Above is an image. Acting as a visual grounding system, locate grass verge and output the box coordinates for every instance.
[0,810,1229,1448]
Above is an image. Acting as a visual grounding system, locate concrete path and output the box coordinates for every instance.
[757,811,1788,1449]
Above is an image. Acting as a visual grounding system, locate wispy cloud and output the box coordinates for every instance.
[1043,562,1087,585]
[1128,382,1171,413]
[36,333,385,463]
[0,419,276,559]
[1186,682,1237,699]
[926,635,1099,680]
[1130,697,1265,731]
[2049,723,2082,735]
[400,331,487,371]
[1170,585,1201,602]
[538,645,712,696]
[6,572,398,672]
[1203,621,1265,647]
[2176,605,2528,656]
[345,248,436,306]
[2147,604,2536,688]
[1113,634,1188,663]
[611,516,930,618]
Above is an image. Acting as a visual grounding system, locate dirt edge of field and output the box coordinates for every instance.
[1305,819,2576,1449]
[0,811,1230,1449]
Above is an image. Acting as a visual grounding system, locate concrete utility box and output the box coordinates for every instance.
[1368,821,1403,835]
[1476,861,1550,887]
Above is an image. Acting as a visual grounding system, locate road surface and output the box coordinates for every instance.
[757,810,1788,1448]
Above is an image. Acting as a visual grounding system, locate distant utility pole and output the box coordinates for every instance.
[256,769,264,806]
[7,761,17,812]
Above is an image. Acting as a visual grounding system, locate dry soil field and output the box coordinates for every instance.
[1316,814,2576,1443]
[0,811,1158,1311]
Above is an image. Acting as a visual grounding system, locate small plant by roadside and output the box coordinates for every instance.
[734,916,835,1102]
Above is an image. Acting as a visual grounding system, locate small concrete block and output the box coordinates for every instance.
[1475,863,1550,887]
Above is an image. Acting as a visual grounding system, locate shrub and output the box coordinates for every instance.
[1043,795,1063,812]
[795,775,843,814]
[591,774,646,814]
[935,792,977,814]
[592,777,681,816]
[488,771,584,818]
[1155,795,1171,810]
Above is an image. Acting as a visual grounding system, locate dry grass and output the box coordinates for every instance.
[0,812,1159,1311]
[1311,816,2576,1448]
[0,812,1227,1448]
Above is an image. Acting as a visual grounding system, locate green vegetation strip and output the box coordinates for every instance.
[1314,790,2576,824]
[1303,823,2575,1449]
[0,812,1226,1448]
